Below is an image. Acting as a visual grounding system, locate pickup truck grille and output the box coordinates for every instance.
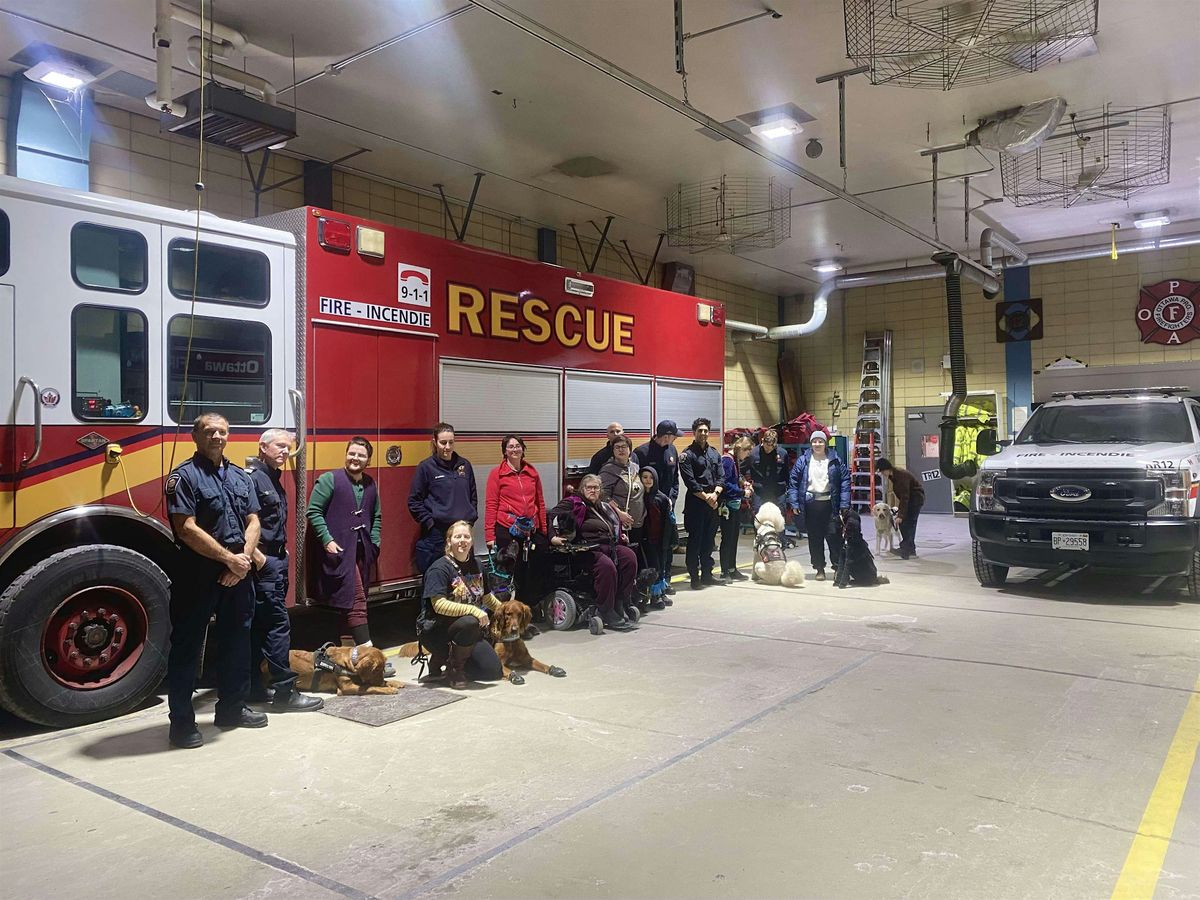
[996,469,1161,520]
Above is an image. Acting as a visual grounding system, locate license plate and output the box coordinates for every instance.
[1052,532,1089,551]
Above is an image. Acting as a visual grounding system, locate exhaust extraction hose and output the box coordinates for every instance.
[935,253,979,480]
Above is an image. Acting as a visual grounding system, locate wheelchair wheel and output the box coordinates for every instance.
[626,605,641,623]
[588,615,604,635]
[546,590,578,632]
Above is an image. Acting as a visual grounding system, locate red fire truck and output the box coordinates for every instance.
[0,174,726,726]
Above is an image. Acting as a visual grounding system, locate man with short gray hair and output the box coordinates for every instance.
[246,428,322,712]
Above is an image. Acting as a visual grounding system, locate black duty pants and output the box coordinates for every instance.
[683,501,719,577]
[493,527,552,606]
[415,526,447,574]
[251,555,297,693]
[899,498,924,557]
[423,613,503,680]
[804,499,844,573]
[718,502,743,574]
[167,560,254,728]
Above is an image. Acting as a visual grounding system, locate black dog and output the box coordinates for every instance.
[834,509,889,589]
[490,537,543,638]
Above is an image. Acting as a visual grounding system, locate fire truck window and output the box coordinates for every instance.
[72,306,149,421]
[70,223,148,294]
[0,209,9,277]
[168,239,270,308]
[167,315,271,425]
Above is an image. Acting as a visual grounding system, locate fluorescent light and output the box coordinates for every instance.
[812,261,843,274]
[1134,212,1171,229]
[24,60,96,92]
[751,118,803,140]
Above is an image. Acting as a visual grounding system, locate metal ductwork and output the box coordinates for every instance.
[933,253,981,480]
[979,227,1027,268]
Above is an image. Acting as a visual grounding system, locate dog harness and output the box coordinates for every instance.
[754,529,786,564]
[308,642,356,692]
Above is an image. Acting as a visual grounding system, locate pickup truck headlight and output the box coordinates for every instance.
[1148,469,1188,518]
[975,469,1005,512]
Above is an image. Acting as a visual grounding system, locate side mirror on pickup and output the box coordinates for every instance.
[976,428,1011,456]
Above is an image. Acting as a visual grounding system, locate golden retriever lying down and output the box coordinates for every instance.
[279,644,403,695]
[396,600,565,685]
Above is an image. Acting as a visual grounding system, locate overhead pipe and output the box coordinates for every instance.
[186,36,277,104]
[168,2,247,50]
[979,227,1027,268]
[146,0,185,117]
[933,253,981,480]
[727,261,998,341]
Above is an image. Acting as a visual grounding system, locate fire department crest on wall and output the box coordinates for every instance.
[1136,280,1200,345]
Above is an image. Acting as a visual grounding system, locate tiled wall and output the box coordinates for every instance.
[793,244,1200,467]
[0,82,780,430]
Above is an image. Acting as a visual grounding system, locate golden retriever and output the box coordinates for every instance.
[490,600,566,685]
[281,645,402,695]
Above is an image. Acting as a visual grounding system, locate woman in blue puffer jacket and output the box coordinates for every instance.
[786,431,850,581]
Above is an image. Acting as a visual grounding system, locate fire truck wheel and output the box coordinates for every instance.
[0,545,170,728]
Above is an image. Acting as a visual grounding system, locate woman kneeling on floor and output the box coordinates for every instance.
[418,521,504,689]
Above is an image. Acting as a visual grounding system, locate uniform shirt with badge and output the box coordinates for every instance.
[245,458,288,553]
[165,452,260,555]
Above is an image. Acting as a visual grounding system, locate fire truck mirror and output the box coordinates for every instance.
[386,445,403,467]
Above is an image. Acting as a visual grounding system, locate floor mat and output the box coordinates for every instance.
[319,689,464,726]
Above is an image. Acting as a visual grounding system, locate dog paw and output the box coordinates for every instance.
[508,672,526,685]
[548,666,567,677]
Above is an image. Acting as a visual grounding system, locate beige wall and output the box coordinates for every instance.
[794,244,1200,466]
[0,82,780,431]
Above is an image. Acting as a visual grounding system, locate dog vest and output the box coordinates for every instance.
[308,642,355,691]
[754,530,786,564]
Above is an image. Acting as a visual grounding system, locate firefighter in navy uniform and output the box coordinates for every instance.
[164,413,266,749]
[245,429,322,712]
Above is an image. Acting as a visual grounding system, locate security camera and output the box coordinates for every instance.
[805,138,823,159]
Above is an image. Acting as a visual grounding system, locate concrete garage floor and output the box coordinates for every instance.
[2,516,1198,900]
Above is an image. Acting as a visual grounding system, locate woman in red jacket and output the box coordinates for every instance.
[485,434,550,608]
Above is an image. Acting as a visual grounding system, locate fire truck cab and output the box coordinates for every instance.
[0,175,726,727]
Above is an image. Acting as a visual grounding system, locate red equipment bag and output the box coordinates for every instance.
[779,412,828,445]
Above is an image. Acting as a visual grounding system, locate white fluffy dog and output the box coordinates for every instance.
[752,502,806,588]
[872,501,897,555]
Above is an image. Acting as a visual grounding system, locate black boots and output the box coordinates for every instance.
[446,642,473,689]
[271,689,324,712]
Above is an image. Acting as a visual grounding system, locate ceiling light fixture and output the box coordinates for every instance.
[813,261,843,274]
[751,117,803,140]
[1133,211,1171,229]
[24,60,96,91]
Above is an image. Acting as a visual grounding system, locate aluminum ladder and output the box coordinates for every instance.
[850,330,892,513]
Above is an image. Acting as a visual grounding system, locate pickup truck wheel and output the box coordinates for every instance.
[972,539,1009,587]
[1187,549,1200,602]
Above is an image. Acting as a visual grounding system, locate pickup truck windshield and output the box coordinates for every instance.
[1017,402,1193,444]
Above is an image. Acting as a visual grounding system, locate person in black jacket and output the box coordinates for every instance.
[747,429,789,513]
[679,417,724,590]
[408,423,478,573]
[877,458,925,559]
[633,420,681,504]
[587,422,624,475]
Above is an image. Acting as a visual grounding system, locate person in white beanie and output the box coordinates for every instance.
[785,431,850,581]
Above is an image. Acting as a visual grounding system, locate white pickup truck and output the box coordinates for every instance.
[970,387,1200,599]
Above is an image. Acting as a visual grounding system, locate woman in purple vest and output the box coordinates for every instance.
[307,437,382,647]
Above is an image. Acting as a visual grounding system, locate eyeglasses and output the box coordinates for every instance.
[582,485,600,491]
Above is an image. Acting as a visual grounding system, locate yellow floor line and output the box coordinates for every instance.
[1111,676,1200,900]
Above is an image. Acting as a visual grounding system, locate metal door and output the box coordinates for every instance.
[903,406,952,514]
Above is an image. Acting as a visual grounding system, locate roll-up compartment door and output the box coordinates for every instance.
[565,372,652,469]
[440,360,561,546]
[655,379,723,518]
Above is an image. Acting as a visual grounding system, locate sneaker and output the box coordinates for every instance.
[664,584,677,596]
[727,570,749,582]
[272,691,324,713]
[214,705,269,729]
[649,598,667,610]
[690,574,703,590]
[602,612,637,631]
[815,570,827,581]
[663,596,674,606]
[383,662,397,678]
[168,725,203,749]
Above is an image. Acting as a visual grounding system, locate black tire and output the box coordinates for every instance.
[0,545,170,728]
[546,589,578,632]
[1187,548,1200,603]
[626,605,641,623]
[972,539,1009,588]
